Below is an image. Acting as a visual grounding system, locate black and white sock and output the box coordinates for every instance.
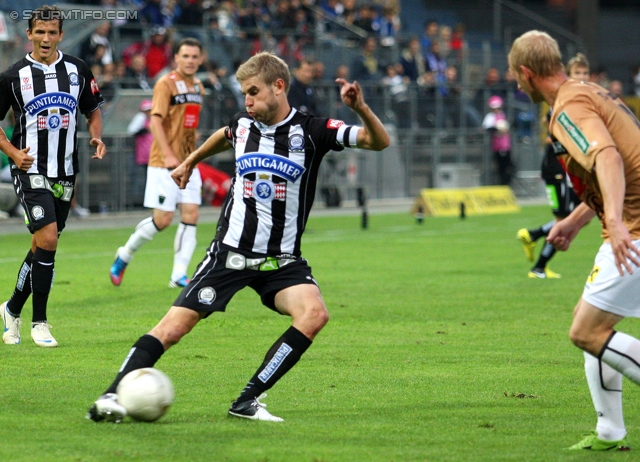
[600,331,640,385]
[105,334,165,395]
[234,326,312,405]
[7,250,34,317]
[31,247,55,323]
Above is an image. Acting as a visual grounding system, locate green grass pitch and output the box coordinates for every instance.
[0,205,638,461]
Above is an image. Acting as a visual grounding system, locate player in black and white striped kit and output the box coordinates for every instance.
[0,6,106,348]
[88,51,389,423]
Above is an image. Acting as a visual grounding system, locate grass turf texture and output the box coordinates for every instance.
[0,205,638,461]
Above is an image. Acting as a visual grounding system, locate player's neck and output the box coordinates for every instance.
[174,69,194,82]
[541,73,569,106]
[30,50,60,66]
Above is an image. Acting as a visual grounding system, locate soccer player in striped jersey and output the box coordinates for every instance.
[0,5,106,348]
[88,51,389,423]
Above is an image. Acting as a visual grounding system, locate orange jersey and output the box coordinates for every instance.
[550,79,640,239]
[148,71,204,167]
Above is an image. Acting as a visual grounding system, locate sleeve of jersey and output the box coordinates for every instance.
[78,64,105,114]
[552,101,615,172]
[151,79,171,119]
[313,117,361,151]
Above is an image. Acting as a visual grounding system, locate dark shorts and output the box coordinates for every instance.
[545,177,580,218]
[12,174,75,234]
[173,241,319,316]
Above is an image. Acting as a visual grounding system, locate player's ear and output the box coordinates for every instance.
[273,78,286,95]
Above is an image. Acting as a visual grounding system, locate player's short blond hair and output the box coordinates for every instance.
[236,52,290,93]
[508,30,564,77]
[566,52,590,76]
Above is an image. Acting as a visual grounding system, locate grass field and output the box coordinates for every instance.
[1,205,638,461]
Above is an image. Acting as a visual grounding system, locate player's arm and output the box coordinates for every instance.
[594,146,640,274]
[171,127,230,189]
[547,202,596,251]
[86,108,106,159]
[336,78,390,151]
[149,114,180,169]
[0,126,33,170]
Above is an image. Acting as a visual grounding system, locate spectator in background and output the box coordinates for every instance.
[121,54,152,90]
[352,4,376,34]
[450,23,465,58]
[288,60,318,115]
[139,0,172,27]
[382,64,410,128]
[590,65,610,89]
[609,80,624,98]
[374,6,401,48]
[424,41,448,95]
[438,25,452,62]
[122,26,172,79]
[80,21,114,75]
[400,36,426,83]
[175,0,205,28]
[127,99,153,206]
[482,95,513,185]
[420,19,439,57]
[351,37,383,82]
[633,65,640,97]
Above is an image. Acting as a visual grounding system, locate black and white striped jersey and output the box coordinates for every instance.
[215,108,360,257]
[0,52,104,178]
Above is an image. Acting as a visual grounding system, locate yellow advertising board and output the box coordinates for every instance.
[413,186,520,217]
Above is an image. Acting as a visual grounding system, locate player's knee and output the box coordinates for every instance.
[305,303,329,331]
[569,325,594,352]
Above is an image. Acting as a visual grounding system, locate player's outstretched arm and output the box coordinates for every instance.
[86,109,106,159]
[171,127,230,189]
[336,78,390,151]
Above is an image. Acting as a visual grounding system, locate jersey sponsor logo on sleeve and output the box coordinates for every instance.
[327,119,344,129]
[236,153,306,183]
[90,78,99,94]
[557,112,589,154]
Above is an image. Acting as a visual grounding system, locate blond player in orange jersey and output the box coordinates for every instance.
[509,30,640,451]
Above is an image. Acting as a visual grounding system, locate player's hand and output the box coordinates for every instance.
[164,153,181,170]
[90,138,106,159]
[11,146,34,170]
[606,219,640,275]
[336,78,365,111]
[547,218,580,251]
[171,161,192,190]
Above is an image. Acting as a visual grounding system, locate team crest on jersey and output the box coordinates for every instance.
[68,72,79,86]
[38,111,70,132]
[288,134,305,151]
[198,287,216,305]
[31,206,45,221]
[244,175,286,203]
[176,81,188,93]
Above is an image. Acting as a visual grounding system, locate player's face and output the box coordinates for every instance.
[512,66,544,104]
[569,66,589,82]
[174,45,203,78]
[241,76,281,125]
[27,20,64,65]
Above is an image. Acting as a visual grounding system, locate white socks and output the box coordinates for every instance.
[584,351,626,441]
[120,217,160,263]
[601,331,640,385]
[171,223,197,282]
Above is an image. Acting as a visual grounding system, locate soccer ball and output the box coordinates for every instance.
[116,368,175,422]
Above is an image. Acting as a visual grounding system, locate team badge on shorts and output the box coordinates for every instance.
[31,205,45,221]
[198,287,216,305]
[587,265,600,284]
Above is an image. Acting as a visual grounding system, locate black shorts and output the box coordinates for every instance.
[173,241,319,316]
[545,178,580,218]
[12,174,75,234]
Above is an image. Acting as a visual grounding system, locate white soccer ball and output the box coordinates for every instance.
[116,368,175,422]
